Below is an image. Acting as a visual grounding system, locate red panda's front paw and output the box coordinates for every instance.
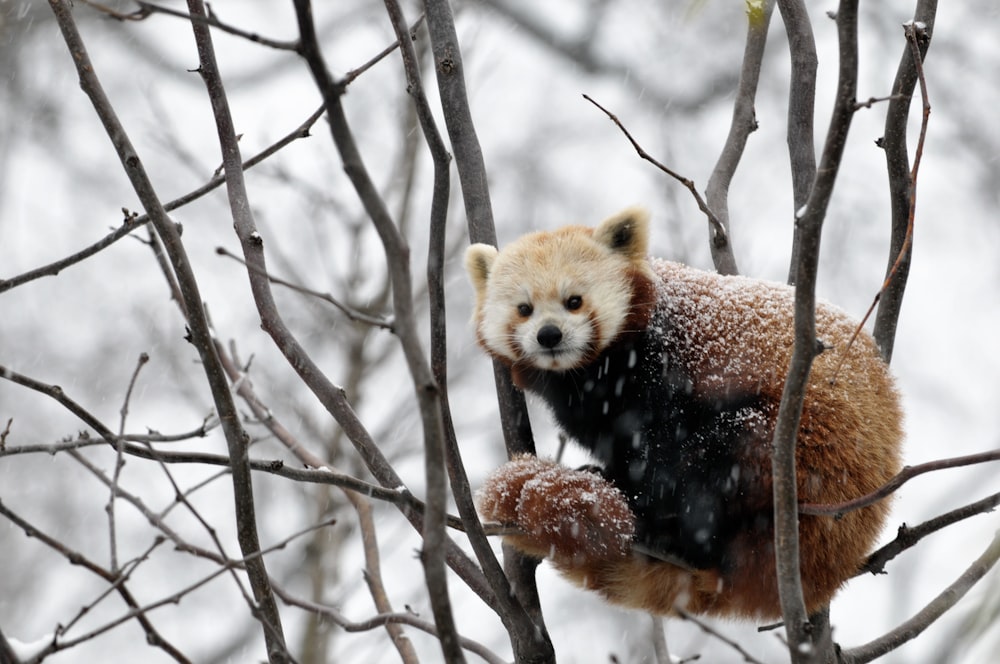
[477,456,635,562]
[476,454,559,525]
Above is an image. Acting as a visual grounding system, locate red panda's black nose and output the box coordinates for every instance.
[537,325,563,349]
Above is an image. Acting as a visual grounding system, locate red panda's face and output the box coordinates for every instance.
[478,244,635,370]
[466,210,654,372]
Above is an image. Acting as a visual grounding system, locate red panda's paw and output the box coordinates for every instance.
[516,465,635,562]
[476,454,559,525]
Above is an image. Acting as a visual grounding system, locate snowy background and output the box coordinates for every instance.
[1,1,999,662]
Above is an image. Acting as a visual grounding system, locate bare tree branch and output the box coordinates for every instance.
[771,2,860,660]
[583,94,731,258]
[800,448,1000,517]
[46,3,290,656]
[0,500,191,663]
[211,337,418,664]
[418,2,560,660]
[214,246,393,329]
[273,585,508,664]
[83,0,298,50]
[704,0,775,276]
[107,352,150,575]
[777,0,819,284]
[288,1,467,659]
[674,607,768,664]
[840,530,1000,664]
[860,489,1000,577]
[0,104,324,295]
[874,4,937,361]
[420,0,538,468]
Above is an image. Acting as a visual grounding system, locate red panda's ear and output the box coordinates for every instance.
[465,244,499,297]
[593,207,650,262]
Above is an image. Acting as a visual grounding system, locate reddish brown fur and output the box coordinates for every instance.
[470,211,904,620]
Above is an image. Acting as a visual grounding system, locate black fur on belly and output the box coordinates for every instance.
[518,329,771,571]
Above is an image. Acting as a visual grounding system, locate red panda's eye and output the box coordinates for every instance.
[517,303,533,317]
[565,295,583,311]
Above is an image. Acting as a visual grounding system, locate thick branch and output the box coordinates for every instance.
[777,0,819,284]
[771,2,859,661]
[704,0,775,276]
[418,2,555,661]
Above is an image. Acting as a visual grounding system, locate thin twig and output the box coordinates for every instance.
[215,246,393,329]
[0,424,217,458]
[583,93,729,251]
[800,448,1000,517]
[16,508,330,662]
[860,490,1000,576]
[82,0,298,50]
[107,352,150,574]
[873,5,936,361]
[674,607,768,664]
[0,500,191,663]
[833,18,933,376]
[0,104,323,295]
[272,585,508,664]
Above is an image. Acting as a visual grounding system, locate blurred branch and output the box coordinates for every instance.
[704,0,776,276]
[0,628,19,664]
[272,585,508,664]
[584,94,731,260]
[777,0,819,284]
[475,0,735,114]
[874,5,936,362]
[839,530,1000,664]
[82,0,298,50]
[771,1,860,660]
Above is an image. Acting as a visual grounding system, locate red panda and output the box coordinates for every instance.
[466,208,903,620]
